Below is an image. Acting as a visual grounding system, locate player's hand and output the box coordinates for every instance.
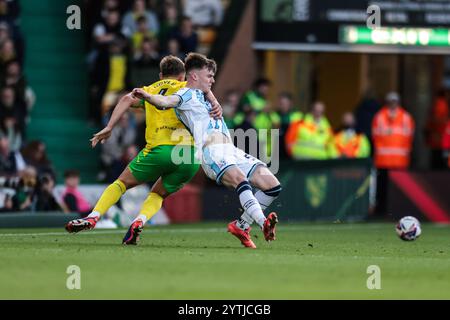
[90,126,112,148]
[210,101,223,119]
[131,88,149,101]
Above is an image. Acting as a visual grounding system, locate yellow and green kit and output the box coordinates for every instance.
[128,79,200,193]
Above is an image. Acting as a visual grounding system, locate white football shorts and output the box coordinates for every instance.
[201,143,265,184]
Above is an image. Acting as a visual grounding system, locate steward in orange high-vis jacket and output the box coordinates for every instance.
[372,92,415,169]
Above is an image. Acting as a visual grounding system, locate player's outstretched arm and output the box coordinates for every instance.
[90,93,141,148]
[132,88,180,109]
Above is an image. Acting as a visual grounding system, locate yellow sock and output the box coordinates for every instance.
[139,192,164,221]
[93,180,126,215]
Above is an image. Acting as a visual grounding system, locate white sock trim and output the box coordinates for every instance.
[134,214,147,225]
[88,211,101,219]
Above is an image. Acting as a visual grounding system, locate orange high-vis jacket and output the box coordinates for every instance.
[372,106,415,169]
[426,97,449,149]
[334,130,371,158]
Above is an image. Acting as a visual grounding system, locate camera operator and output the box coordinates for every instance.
[34,173,66,212]
[0,166,37,212]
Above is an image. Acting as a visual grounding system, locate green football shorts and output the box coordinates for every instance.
[128,145,200,194]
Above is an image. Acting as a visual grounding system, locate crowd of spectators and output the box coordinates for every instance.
[0,1,87,215]
[87,0,226,125]
[86,0,227,182]
[0,0,51,213]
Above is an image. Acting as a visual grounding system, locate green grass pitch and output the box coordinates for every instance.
[0,222,449,299]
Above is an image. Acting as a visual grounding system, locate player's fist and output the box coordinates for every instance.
[131,88,148,100]
[210,101,223,119]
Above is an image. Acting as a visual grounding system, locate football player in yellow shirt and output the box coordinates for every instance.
[65,55,222,244]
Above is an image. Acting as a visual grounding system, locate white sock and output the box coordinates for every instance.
[235,212,252,230]
[236,185,282,229]
[133,214,147,225]
[88,211,101,220]
[254,185,282,211]
[236,181,266,228]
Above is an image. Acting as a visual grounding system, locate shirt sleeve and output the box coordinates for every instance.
[174,88,194,110]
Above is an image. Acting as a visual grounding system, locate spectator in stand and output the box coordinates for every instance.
[425,89,449,169]
[0,39,16,77]
[158,2,179,52]
[2,59,34,126]
[131,15,156,54]
[442,120,450,169]
[100,112,136,181]
[285,101,337,160]
[0,134,25,175]
[20,140,55,178]
[0,22,11,47]
[335,112,371,159]
[171,16,198,54]
[239,78,273,156]
[0,86,26,136]
[133,38,160,65]
[91,13,130,124]
[62,170,92,217]
[372,92,415,169]
[97,0,122,22]
[2,60,25,103]
[108,144,139,183]
[122,0,159,37]
[0,86,15,117]
[184,0,224,27]
[0,21,24,66]
[131,38,160,87]
[372,92,415,215]
[270,92,303,160]
[354,88,382,146]
[0,0,21,23]
[1,116,21,152]
[222,89,241,129]
[92,9,129,52]
[164,38,184,60]
[34,173,64,212]
[8,166,36,212]
[97,39,130,116]
[239,78,271,116]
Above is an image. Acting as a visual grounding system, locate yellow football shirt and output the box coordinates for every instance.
[140,79,194,152]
